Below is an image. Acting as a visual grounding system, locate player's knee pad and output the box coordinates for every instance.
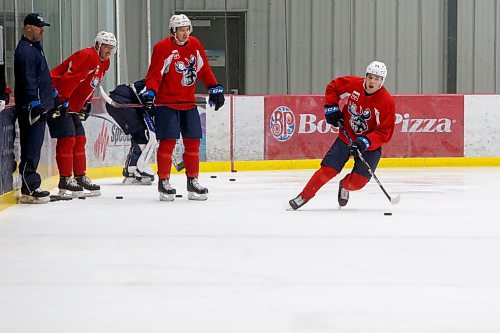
[157,139,177,179]
[56,136,76,155]
[158,139,177,157]
[74,135,86,152]
[342,173,369,191]
[126,142,142,165]
[318,165,338,182]
[56,137,76,177]
[131,130,148,145]
[182,138,200,154]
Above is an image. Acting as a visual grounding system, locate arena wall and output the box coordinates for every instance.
[2,94,500,209]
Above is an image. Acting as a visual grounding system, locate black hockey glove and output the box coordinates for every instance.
[79,101,92,121]
[324,104,342,127]
[140,89,156,111]
[28,100,47,125]
[348,136,370,156]
[51,96,69,119]
[208,85,225,111]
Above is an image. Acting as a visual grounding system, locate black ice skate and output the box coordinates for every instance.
[122,167,136,184]
[58,176,84,197]
[19,188,50,204]
[288,194,307,210]
[187,177,208,201]
[75,175,101,197]
[158,179,176,201]
[338,181,349,207]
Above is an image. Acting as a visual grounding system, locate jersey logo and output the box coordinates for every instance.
[347,102,371,134]
[172,50,180,60]
[90,76,101,89]
[175,55,197,86]
[351,91,360,101]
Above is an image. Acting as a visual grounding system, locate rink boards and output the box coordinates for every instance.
[1,94,500,203]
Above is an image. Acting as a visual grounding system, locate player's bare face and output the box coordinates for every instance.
[173,26,191,45]
[25,25,44,42]
[364,74,383,94]
[99,44,114,61]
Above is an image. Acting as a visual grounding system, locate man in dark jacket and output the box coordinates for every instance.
[14,13,54,203]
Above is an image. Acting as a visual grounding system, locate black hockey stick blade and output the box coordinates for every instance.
[99,86,206,108]
[50,195,73,202]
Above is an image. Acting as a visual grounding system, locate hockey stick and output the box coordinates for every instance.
[339,124,401,205]
[99,86,206,109]
[51,109,122,126]
[139,113,185,172]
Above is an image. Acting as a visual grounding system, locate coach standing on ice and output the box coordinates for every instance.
[289,61,396,210]
[141,14,225,201]
[47,31,117,197]
[14,13,53,204]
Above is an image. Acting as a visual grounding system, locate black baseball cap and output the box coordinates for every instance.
[23,13,50,27]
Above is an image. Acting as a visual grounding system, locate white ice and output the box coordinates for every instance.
[1,167,500,333]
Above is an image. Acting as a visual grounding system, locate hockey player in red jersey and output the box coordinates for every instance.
[289,61,396,210]
[47,31,117,197]
[141,14,225,201]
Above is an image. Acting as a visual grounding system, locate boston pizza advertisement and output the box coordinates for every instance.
[265,95,464,159]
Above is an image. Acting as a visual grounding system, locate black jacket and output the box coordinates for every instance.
[14,36,54,110]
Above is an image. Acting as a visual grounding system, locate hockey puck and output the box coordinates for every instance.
[115,196,123,199]
[175,194,183,198]
[78,196,86,200]
[384,212,392,216]
[229,178,236,181]
[210,175,217,178]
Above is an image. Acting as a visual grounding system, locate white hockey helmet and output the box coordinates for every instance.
[169,14,192,33]
[366,61,387,84]
[95,31,117,53]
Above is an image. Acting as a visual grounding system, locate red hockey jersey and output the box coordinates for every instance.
[145,36,217,110]
[51,47,110,112]
[324,76,396,151]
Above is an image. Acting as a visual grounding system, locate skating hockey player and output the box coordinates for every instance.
[47,31,117,197]
[142,14,225,201]
[289,61,396,210]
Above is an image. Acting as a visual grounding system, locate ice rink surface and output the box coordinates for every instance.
[1,167,500,332]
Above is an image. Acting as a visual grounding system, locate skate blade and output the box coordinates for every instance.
[122,177,135,184]
[159,193,175,201]
[58,189,84,198]
[132,177,153,185]
[81,190,101,197]
[188,192,207,201]
[19,195,50,204]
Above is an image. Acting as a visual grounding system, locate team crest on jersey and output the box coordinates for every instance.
[351,91,360,101]
[347,102,371,134]
[175,55,197,86]
[90,76,101,88]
